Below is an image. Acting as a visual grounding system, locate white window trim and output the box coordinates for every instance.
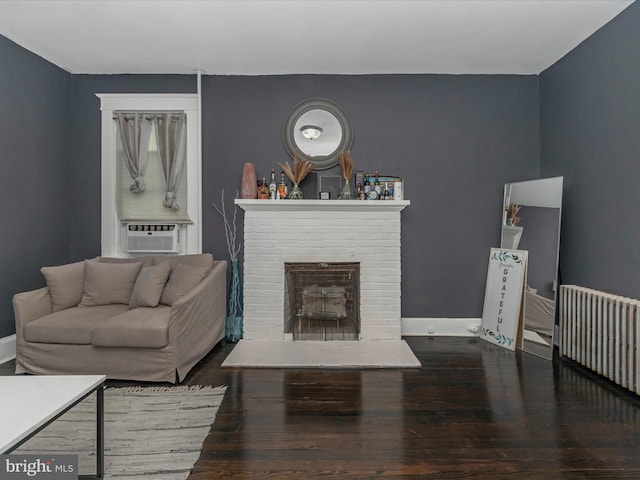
[97,93,202,256]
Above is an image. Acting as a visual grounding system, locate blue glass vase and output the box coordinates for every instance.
[225,259,243,343]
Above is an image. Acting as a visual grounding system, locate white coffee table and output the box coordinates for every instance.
[0,375,106,479]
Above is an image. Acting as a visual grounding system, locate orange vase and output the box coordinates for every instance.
[240,162,258,199]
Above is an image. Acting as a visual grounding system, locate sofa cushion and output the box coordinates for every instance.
[153,253,214,270]
[79,260,142,306]
[91,306,171,348]
[23,305,130,344]
[41,261,85,312]
[98,256,154,268]
[160,263,210,306]
[129,262,171,308]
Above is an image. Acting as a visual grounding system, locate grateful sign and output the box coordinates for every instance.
[481,248,528,350]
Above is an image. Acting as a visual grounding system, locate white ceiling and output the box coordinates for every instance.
[0,0,634,75]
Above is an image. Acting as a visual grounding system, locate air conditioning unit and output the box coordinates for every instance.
[126,224,179,253]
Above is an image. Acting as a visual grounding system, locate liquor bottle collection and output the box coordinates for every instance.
[356,170,402,201]
[257,169,289,200]
[253,168,402,201]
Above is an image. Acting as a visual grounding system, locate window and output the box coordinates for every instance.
[115,120,191,223]
[98,94,201,256]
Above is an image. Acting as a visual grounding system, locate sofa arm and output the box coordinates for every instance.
[169,260,228,379]
[172,259,227,310]
[13,287,52,340]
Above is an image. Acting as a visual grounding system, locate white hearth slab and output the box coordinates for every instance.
[221,340,421,368]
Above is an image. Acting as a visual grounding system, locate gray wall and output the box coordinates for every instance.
[68,75,196,261]
[3,2,638,339]
[0,36,71,337]
[0,36,541,337]
[201,75,540,318]
[70,74,541,319]
[540,2,640,299]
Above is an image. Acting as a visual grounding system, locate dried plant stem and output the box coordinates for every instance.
[506,203,522,226]
[213,189,241,261]
[279,154,314,185]
[338,150,355,181]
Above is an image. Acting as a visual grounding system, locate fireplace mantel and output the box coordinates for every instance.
[234,197,411,342]
[235,199,410,212]
[223,197,420,367]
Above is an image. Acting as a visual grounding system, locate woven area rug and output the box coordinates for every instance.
[16,385,227,480]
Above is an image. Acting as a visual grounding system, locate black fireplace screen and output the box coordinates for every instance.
[284,262,360,341]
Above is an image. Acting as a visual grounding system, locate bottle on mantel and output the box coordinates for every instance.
[278,171,288,200]
[364,175,371,195]
[383,182,391,200]
[257,177,269,199]
[269,169,277,200]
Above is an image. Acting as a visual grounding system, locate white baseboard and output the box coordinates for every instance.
[401,318,482,337]
[0,334,16,364]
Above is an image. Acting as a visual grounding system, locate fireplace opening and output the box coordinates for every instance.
[284,262,360,341]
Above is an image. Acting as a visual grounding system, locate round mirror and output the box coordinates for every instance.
[282,98,353,170]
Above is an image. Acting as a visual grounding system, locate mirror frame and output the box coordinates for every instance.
[282,98,354,170]
[501,176,563,361]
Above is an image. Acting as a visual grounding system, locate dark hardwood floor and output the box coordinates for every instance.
[4,337,640,478]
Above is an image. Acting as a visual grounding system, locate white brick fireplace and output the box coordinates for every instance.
[222,199,420,368]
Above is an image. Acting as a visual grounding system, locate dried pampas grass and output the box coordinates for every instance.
[279,154,314,185]
[506,203,521,226]
[338,150,355,181]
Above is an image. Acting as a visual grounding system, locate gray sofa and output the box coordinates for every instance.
[13,253,227,383]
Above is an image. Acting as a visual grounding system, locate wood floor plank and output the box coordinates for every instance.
[184,337,640,479]
[4,336,640,478]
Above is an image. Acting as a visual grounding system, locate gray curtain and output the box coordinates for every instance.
[154,113,187,211]
[116,113,153,193]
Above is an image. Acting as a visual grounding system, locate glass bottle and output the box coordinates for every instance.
[269,169,277,200]
[278,171,288,200]
[374,171,381,195]
[364,175,371,194]
[257,177,269,199]
[383,182,391,200]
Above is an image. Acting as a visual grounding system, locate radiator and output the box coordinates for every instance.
[560,285,640,394]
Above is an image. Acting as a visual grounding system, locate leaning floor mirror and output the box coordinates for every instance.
[501,176,563,360]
